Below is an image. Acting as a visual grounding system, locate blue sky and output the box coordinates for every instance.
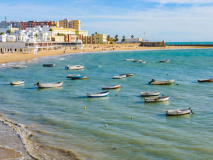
[1,0,213,42]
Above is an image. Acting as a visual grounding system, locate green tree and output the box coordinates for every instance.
[113,34,119,42]
[107,35,110,41]
[0,32,4,35]
[6,30,11,35]
[121,35,126,42]
[131,35,134,39]
[94,32,98,35]
[35,33,38,38]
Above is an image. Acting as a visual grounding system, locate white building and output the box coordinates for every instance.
[123,38,143,43]
[0,35,6,42]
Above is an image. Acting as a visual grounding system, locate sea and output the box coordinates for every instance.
[0,48,213,160]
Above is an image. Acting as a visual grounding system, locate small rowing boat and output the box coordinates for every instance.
[159,60,170,63]
[12,65,27,69]
[70,75,87,80]
[166,108,194,116]
[139,61,146,63]
[87,91,109,98]
[102,84,120,90]
[133,59,142,62]
[144,96,169,103]
[113,75,126,79]
[43,64,55,67]
[10,80,25,85]
[149,79,174,85]
[66,74,81,78]
[140,91,160,97]
[34,82,63,88]
[119,73,133,77]
[197,78,213,82]
[124,59,134,61]
[65,65,84,70]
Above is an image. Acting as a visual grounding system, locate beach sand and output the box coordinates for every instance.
[1,43,213,64]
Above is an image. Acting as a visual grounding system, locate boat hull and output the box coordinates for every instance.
[87,91,109,98]
[198,78,213,82]
[166,109,191,116]
[36,82,63,88]
[113,75,126,79]
[70,76,87,80]
[144,96,169,103]
[10,80,25,85]
[150,80,174,85]
[140,92,160,97]
[65,65,84,70]
[43,64,55,67]
[102,84,120,90]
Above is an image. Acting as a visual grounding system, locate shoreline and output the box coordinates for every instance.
[1,44,213,65]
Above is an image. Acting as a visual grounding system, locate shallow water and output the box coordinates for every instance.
[0,49,213,159]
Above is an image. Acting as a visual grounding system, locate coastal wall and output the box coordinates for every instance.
[140,41,165,47]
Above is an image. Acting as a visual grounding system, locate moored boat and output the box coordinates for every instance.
[144,96,169,103]
[65,65,84,70]
[12,65,27,69]
[10,80,25,85]
[139,61,146,63]
[66,74,81,78]
[159,60,170,63]
[34,82,63,88]
[119,73,133,77]
[87,91,109,98]
[133,59,142,62]
[43,64,55,67]
[102,84,121,90]
[113,75,126,79]
[197,78,213,82]
[166,108,194,116]
[124,59,134,61]
[140,91,160,97]
[70,75,87,80]
[149,79,174,85]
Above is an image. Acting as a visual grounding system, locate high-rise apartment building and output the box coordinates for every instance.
[59,19,70,28]
[0,21,22,29]
[21,21,56,30]
[72,20,81,30]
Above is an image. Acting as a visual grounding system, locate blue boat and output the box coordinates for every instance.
[87,91,109,98]
[70,75,87,80]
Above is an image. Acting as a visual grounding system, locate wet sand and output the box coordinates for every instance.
[1,43,212,64]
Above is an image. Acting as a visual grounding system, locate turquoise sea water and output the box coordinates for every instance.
[0,49,213,159]
[165,41,213,45]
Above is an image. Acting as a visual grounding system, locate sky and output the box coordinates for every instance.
[0,0,213,42]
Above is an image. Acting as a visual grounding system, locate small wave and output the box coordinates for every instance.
[0,113,80,160]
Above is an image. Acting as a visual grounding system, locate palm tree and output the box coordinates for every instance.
[107,35,110,41]
[6,30,11,35]
[121,35,125,42]
[113,34,119,42]
[131,35,134,39]
[95,32,98,35]
[49,28,53,40]
[0,32,4,35]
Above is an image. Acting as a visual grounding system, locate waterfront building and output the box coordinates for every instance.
[0,20,22,29]
[123,38,143,43]
[59,19,70,28]
[72,20,81,30]
[93,34,107,44]
[75,30,88,36]
[21,21,57,30]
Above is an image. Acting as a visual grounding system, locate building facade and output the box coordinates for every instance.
[72,20,81,30]
[21,21,57,30]
[0,21,22,29]
[59,19,70,28]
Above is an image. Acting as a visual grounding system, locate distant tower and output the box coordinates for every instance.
[5,16,7,22]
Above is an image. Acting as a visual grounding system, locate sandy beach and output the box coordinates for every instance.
[1,43,213,64]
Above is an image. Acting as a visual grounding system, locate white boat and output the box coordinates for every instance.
[139,61,146,63]
[65,65,84,70]
[133,59,142,62]
[166,108,193,116]
[12,65,27,69]
[10,80,25,85]
[149,79,175,85]
[113,75,126,79]
[66,74,81,78]
[87,91,109,98]
[119,73,133,77]
[159,60,170,63]
[124,59,134,61]
[198,78,213,82]
[144,96,169,103]
[140,91,161,97]
[102,84,121,90]
[34,82,63,88]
